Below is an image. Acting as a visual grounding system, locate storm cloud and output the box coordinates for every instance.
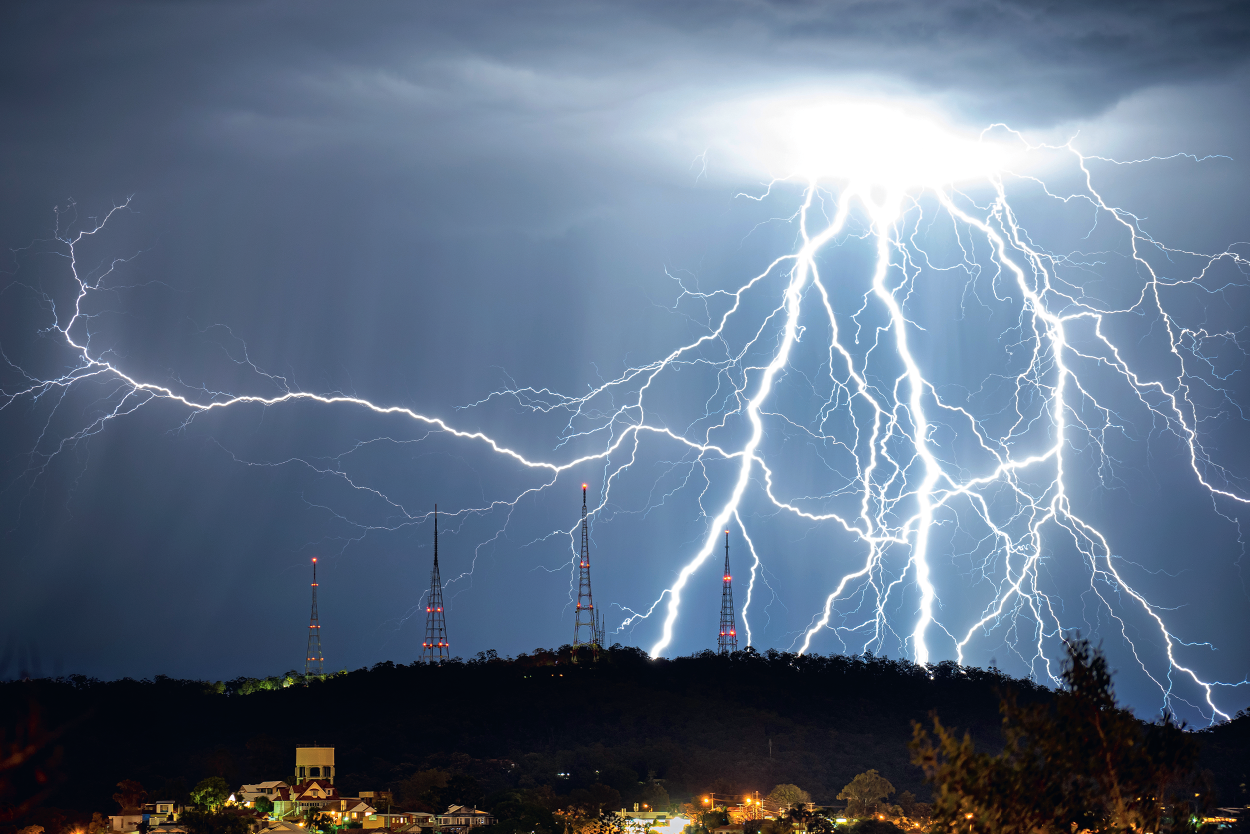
[2,0,1249,718]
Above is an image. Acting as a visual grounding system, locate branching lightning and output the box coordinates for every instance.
[5,103,1250,722]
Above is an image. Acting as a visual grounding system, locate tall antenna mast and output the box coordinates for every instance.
[718,530,738,654]
[573,484,601,657]
[306,558,324,675]
[422,505,450,663]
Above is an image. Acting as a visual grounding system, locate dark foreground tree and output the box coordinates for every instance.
[911,638,1205,833]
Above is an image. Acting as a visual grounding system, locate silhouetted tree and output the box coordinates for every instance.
[113,780,147,813]
[836,771,893,817]
[911,637,1205,833]
[766,785,811,808]
[190,778,230,811]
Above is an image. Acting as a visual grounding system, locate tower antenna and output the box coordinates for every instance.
[718,531,738,654]
[306,558,324,675]
[422,505,450,663]
[573,484,601,658]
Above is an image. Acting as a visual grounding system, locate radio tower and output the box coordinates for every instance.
[573,484,601,656]
[305,558,324,675]
[717,531,738,655]
[422,505,450,663]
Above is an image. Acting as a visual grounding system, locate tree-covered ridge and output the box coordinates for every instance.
[1,645,1246,833]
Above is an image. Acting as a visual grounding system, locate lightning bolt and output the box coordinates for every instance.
[5,104,1249,723]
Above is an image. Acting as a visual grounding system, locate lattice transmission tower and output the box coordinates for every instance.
[305,557,324,675]
[718,530,738,654]
[573,484,601,656]
[422,505,450,663]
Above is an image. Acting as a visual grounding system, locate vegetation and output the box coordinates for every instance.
[190,778,230,811]
[835,771,894,817]
[912,638,1206,833]
[112,781,146,814]
[764,785,809,808]
[179,810,252,834]
[0,643,1245,834]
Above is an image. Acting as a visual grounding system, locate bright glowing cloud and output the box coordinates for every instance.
[695,93,1015,193]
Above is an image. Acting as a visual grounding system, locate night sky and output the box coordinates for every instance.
[3,1,1250,723]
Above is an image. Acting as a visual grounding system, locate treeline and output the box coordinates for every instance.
[1,645,1246,833]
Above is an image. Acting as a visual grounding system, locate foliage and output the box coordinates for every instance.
[766,785,810,808]
[637,783,670,812]
[847,820,903,834]
[566,808,625,834]
[7,646,1245,818]
[253,796,273,815]
[180,810,252,834]
[690,808,728,832]
[566,784,623,816]
[480,790,560,834]
[396,769,449,809]
[836,771,894,817]
[190,778,230,811]
[113,780,147,813]
[759,819,789,834]
[911,637,1205,834]
[303,809,332,833]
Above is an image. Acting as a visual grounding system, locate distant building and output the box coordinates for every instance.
[113,801,182,831]
[144,801,181,823]
[363,811,434,830]
[339,800,377,824]
[239,782,288,808]
[436,806,495,831]
[259,821,306,834]
[273,779,340,818]
[109,814,144,833]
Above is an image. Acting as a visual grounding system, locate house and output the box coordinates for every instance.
[239,782,289,808]
[362,811,434,830]
[436,806,496,831]
[143,801,181,823]
[339,800,378,824]
[258,821,307,834]
[272,779,340,818]
[109,814,144,833]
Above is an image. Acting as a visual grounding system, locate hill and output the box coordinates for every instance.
[2,646,1246,829]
